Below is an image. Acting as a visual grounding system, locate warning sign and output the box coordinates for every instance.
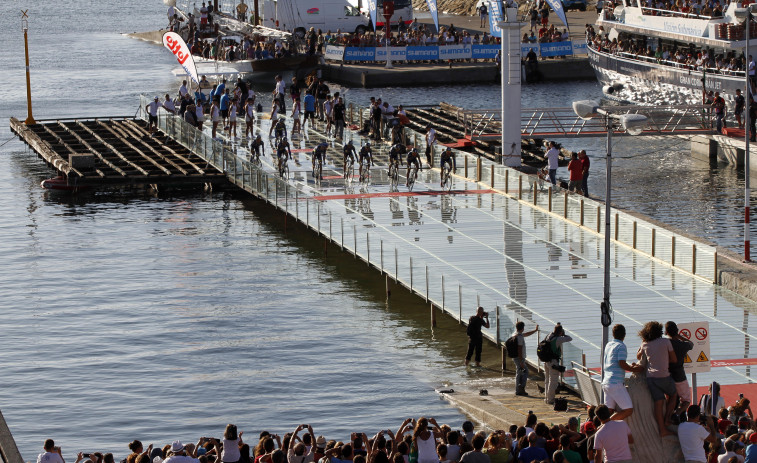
[679,321,711,374]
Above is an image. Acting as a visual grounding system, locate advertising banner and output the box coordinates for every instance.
[572,40,587,55]
[344,47,376,61]
[324,45,344,61]
[426,0,440,32]
[521,44,539,56]
[375,46,407,62]
[162,31,199,84]
[540,41,573,57]
[406,46,439,60]
[438,44,472,60]
[472,44,500,59]
[544,0,569,29]
[366,0,378,28]
[488,0,503,38]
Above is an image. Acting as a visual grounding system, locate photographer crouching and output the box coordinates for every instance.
[465,307,490,367]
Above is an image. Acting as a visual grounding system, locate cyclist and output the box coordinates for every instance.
[250,134,264,160]
[406,147,422,187]
[389,143,406,170]
[358,141,373,179]
[276,136,291,174]
[343,140,357,172]
[272,116,287,142]
[312,141,328,178]
[440,146,457,186]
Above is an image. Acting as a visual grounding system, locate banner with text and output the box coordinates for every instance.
[325,45,345,61]
[406,46,438,60]
[540,41,573,57]
[376,46,407,62]
[487,0,503,38]
[438,44,472,60]
[343,47,376,61]
[426,0,440,32]
[472,44,500,59]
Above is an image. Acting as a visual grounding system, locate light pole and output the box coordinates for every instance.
[572,100,648,394]
[736,5,757,262]
[22,10,35,126]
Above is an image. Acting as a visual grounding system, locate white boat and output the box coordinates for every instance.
[589,1,753,105]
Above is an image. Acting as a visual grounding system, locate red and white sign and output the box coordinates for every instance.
[162,32,199,85]
[679,321,710,374]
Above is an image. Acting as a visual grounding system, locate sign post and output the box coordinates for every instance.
[679,321,711,405]
[383,0,394,69]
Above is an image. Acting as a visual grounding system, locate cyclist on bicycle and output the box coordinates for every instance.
[389,143,406,169]
[343,140,357,172]
[250,134,264,160]
[406,147,421,187]
[312,141,328,178]
[359,142,372,178]
[276,136,291,173]
[273,117,287,142]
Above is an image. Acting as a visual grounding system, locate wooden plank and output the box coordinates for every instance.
[105,121,192,176]
[85,121,173,176]
[121,120,208,175]
[0,409,23,463]
[70,122,151,176]
[56,122,128,177]
[37,125,95,178]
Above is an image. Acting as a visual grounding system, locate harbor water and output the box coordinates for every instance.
[1,0,757,459]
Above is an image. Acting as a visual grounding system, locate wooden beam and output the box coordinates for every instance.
[86,121,173,176]
[56,122,128,177]
[121,120,208,175]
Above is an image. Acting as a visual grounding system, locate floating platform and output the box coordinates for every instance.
[9,117,227,188]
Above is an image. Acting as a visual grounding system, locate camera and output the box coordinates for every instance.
[483,311,489,317]
[83,455,91,458]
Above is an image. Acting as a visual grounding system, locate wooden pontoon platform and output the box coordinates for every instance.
[10,117,227,188]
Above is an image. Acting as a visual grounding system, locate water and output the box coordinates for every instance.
[0,0,754,459]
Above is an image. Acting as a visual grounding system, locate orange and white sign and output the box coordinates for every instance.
[162,32,199,85]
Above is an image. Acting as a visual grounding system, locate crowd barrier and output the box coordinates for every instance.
[324,40,588,62]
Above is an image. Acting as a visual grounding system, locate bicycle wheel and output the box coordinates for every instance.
[442,166,452,191]
[408,167,417,191]
[314,161,322,181]
[389,164,398,187]
[344,159,353,183]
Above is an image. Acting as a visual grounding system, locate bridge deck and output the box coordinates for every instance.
[143,98,757,393]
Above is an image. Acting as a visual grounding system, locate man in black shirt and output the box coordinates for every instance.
[666,321,694,414]
[465,307,490,367]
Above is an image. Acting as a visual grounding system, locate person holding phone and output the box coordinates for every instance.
[38,440,65,463]
[678,405,718,463]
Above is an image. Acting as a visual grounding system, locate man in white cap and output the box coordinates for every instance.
[163,442,200,463]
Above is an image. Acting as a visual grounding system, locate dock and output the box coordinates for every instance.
[111,95,757,401]
[10,117,227,188]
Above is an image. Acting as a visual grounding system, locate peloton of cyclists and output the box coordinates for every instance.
[358,142,372,178]
[406,147,422,187]
[250,134,264,160]
[312,141,329,178]
[440,146,457,186]
[343,140,357,173]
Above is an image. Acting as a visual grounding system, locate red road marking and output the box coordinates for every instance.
[711,358,757,367]
[680,329,691,340]
[696,327,708,340]
[312,189,496,201]
[291,148,311,153]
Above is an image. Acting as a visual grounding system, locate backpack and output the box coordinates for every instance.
[505,335,519,358]
[466,316,476,336]
[536,336,558,362]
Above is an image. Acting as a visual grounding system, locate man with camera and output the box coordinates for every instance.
[37,439,65,463]
[544,323,572,405]
[465,307,490,367]
[677,405,718,463]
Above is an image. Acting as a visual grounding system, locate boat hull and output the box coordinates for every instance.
[588,46,744,105]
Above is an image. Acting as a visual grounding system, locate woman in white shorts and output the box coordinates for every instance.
[211,98,221,139]
[228,98,238,138]
[291,96,301,135]
[244,98,255,138]
[195,103,205,131]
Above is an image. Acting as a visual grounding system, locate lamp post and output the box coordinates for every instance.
[736,5,757,262]
[572,100,648,396]
[22,10,35,126]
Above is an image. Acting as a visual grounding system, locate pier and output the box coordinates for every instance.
[115,96,757,401]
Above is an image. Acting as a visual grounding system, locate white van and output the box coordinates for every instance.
[262,0,371,36]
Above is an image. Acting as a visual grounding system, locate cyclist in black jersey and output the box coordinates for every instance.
[389,143,406,168]
[276,136,291,175]
[312,141,328,177]
[440,147,457,187]
[406,148,421,187]
[273,117,287,141]
[343,140,357,171]
[250,134,264,159]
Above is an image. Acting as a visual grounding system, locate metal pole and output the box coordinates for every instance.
[458,284,462,323]
[600,117,612,401]
[395,247,398,283]
[747,12,752,262]
[341,217,344,249]
[692,373,698,407]
[425,265,429,302]
[495,305,500,345]
[380,239,384,273]
[442,275,445,310]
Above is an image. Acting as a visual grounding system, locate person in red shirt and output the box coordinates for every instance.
[567,152,583,193]
[579,150,590,197]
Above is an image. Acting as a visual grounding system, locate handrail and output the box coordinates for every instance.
[591,44,747,77]
[639,6,715,19]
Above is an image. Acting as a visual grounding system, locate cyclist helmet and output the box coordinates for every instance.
[445,146,452,152]
[411,147,418,153]
[364,141,371,147]
[348,140,353,145]
[281,136,287,142]
[255,134,261,140]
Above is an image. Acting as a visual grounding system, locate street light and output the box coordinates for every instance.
[572,99,648,393]
[735,5,757,261]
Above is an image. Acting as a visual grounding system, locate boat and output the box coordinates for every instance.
[589,1,752,105]
[41,176,90,191]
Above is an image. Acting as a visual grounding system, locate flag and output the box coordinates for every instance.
[426,0,439,33]
[162,31,199,85]
[366,0,377,29]
[544,0,569,29]
[488,0,503,37]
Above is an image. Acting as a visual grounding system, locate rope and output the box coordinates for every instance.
[0,136,18,148]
